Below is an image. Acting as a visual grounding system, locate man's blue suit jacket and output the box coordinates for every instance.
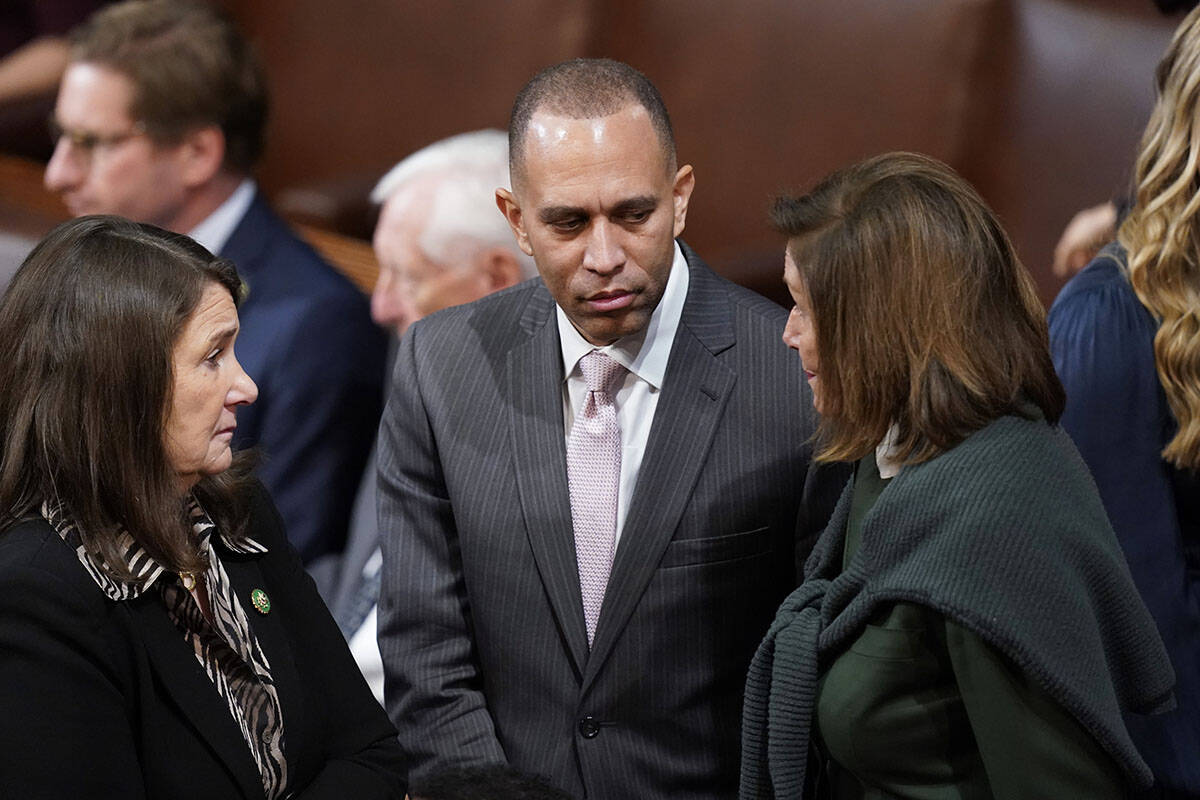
[223,192,387,566]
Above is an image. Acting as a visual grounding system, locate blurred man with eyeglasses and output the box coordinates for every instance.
[43,0,387,583]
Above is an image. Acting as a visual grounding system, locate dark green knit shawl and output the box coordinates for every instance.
[740,414,1175,799]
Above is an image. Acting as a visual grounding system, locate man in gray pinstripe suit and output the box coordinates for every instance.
[377,59,824,799]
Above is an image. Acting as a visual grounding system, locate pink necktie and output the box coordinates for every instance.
[567,350,626,647]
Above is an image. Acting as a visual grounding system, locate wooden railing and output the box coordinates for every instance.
[0,153,68,237]
[293,222,378,296]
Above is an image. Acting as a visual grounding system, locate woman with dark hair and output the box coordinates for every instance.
[1050,9,1200,798]
[0,216,403,799]
[739,153,1174,799]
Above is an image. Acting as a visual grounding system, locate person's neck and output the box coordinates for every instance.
[166,171,246,234]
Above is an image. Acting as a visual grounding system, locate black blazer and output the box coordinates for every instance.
[377,244,827,799]
[0,484,404,800]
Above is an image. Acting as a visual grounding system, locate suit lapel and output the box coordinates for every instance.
[507,288,590,675]
[218,191,273,277]
[128,591,265,799]
[219,550,310,775]
[584,248,737,686]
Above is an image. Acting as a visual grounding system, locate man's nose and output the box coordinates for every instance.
[44,138,85,195]
[581,219,625,275]
[371,272,407,333]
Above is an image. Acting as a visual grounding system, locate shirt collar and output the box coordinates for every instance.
[557,240,689,387]
[876,425,903,480]
[188,178,257,255]
[42,494,267,602]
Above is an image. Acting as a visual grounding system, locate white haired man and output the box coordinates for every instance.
[368,129,537,336]
[331,129,536,701]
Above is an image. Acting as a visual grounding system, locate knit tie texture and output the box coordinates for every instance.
[567,350,626,647]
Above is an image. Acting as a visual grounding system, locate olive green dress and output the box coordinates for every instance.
[812,453,1125,799]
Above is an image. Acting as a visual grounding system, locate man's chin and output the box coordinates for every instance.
[64,199,95,218]
[572,308,651,346]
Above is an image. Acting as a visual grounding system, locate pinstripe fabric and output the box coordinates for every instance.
[378,243,825,800]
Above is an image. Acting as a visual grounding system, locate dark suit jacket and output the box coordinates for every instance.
[377,244,823,799]
[328,444,382,624]
[0,484,405,800]
[225,192,388,568]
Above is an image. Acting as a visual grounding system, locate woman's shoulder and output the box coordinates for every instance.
[241,479,288,548]
[0,516,112,616]
[886,416,1112,555]
[2,516,81,576]
[1054,245,1129,300]
[911,414,1088,491]
[215,480,300,572]
[1049,245,1154,338]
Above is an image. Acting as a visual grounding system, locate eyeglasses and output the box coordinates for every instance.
[47,117,147,162]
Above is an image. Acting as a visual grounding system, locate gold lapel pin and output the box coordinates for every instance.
[250,588,271,615]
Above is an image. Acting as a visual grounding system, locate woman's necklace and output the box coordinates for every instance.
[179,569,214,623]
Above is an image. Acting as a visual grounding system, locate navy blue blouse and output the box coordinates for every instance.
[1049,244,1200,796]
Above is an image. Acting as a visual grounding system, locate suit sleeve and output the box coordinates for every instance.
[248,485,406,800]
[252,289,387,567]
[795,461,852,580]
[376,324,508,786]
[0,560,148,799]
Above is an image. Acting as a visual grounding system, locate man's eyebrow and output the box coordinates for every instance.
[537,205,587,223]
[611,195,658,215]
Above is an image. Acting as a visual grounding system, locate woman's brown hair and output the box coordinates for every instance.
[1116,5,1200,470]
[0,215,254,579]
[773,152,1064,464]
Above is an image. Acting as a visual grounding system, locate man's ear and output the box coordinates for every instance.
[496,188,533,257]
[475,246,525,291]
[672,164,696,238]
[178,125,226,189]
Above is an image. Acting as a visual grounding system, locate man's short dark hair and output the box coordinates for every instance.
[410,765,575,800]
[70,0,267,174]
[507,58,675,184]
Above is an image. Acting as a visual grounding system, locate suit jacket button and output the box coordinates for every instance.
[578,716,600,739]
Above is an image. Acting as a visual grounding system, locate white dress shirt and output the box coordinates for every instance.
[876,424,903,479]
[188,178,257,255]
[347,551,385,705]
[557,241,690,544]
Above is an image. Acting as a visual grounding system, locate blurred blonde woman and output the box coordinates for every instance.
[1049,8,1200,798]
